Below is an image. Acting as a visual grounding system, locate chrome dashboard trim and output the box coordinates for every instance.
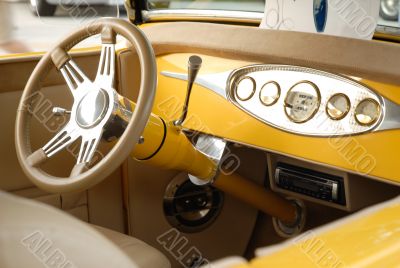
[142,9,264,24]
[161,71,230,98]
[375,97,400,131]
[226,65,386,137]
[375,25,400,38]
[161,64,400,137]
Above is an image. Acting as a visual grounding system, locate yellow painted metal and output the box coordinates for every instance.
[118,95,216,179]
[215,173,297,223]
[153,53,400,185]
[132,114,165,160]
[114,94,166,160]
[142,122,216,179]
[374,31,400,43]
[232,197,400,268]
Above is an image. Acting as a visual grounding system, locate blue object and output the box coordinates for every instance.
[314,0,328,32]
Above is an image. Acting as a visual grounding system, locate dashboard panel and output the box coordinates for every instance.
[157,53,400,184]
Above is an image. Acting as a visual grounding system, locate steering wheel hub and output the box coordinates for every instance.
[76,89,109,128]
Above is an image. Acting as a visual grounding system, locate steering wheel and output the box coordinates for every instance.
[15,18,156,193]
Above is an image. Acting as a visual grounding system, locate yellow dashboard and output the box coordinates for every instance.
[153,53,400,185]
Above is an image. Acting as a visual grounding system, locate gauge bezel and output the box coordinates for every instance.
[354,98,382,126]
[326,93,351,121]
[235,76,256,101]
[259,81,281,106]
[284,81,321,124]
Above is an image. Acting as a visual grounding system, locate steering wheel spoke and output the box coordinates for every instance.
[26,122,79,167]
[42,123,80,157]
[76,131,103,165]
[59,60,91,98]
[50,47,91,99]
[94,27,117,89]
[95,44,116,89]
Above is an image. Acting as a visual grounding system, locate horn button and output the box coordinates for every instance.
[76,89,109,128]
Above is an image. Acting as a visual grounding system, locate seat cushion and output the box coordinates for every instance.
[0,191,170,268]
[93,225,170,268]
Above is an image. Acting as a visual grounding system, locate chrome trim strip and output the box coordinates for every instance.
[376,97,400,131]
[142,9,264,24]
[161,71,230,99]
[375,25,400,37]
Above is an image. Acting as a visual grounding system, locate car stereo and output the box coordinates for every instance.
[275,163,346,205]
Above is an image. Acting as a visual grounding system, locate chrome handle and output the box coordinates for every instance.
[52,107,71,116]
[174,55,202,126]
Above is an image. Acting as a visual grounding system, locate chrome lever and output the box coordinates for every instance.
[174,55,202,126]
[52,107,71,116]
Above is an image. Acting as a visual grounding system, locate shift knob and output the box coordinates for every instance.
[187,55,202,84]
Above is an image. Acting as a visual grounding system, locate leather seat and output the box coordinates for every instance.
[0,191,170,268]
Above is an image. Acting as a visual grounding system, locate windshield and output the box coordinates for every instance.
[150,0,265,12]
[0,0,399,57]
[148,0,400,29]
[0,1,121,56]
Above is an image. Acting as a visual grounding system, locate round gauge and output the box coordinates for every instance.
[326,93,351,120]
[284,81,321,123]
[235,76,256,101]
[259,81,281,106]
[354,98,381,126]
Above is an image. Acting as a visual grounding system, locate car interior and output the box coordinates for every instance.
[1,0,400,267]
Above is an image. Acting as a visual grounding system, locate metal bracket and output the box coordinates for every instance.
[188,134,228,186]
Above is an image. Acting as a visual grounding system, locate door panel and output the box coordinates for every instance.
[0,52,125,232]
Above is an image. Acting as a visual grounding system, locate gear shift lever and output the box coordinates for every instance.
[174,55,202,126]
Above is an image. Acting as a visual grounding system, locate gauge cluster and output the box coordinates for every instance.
[227,65,384,136]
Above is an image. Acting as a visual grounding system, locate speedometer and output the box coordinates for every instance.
[284,81,321,123]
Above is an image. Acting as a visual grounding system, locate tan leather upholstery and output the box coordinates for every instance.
[0,191,170,268]
[142,22,400,85]
[93,226,170,268]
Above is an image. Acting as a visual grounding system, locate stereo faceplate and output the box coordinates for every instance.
[275,163,346,205]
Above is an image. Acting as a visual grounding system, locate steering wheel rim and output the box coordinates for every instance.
[15,18,157,193]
